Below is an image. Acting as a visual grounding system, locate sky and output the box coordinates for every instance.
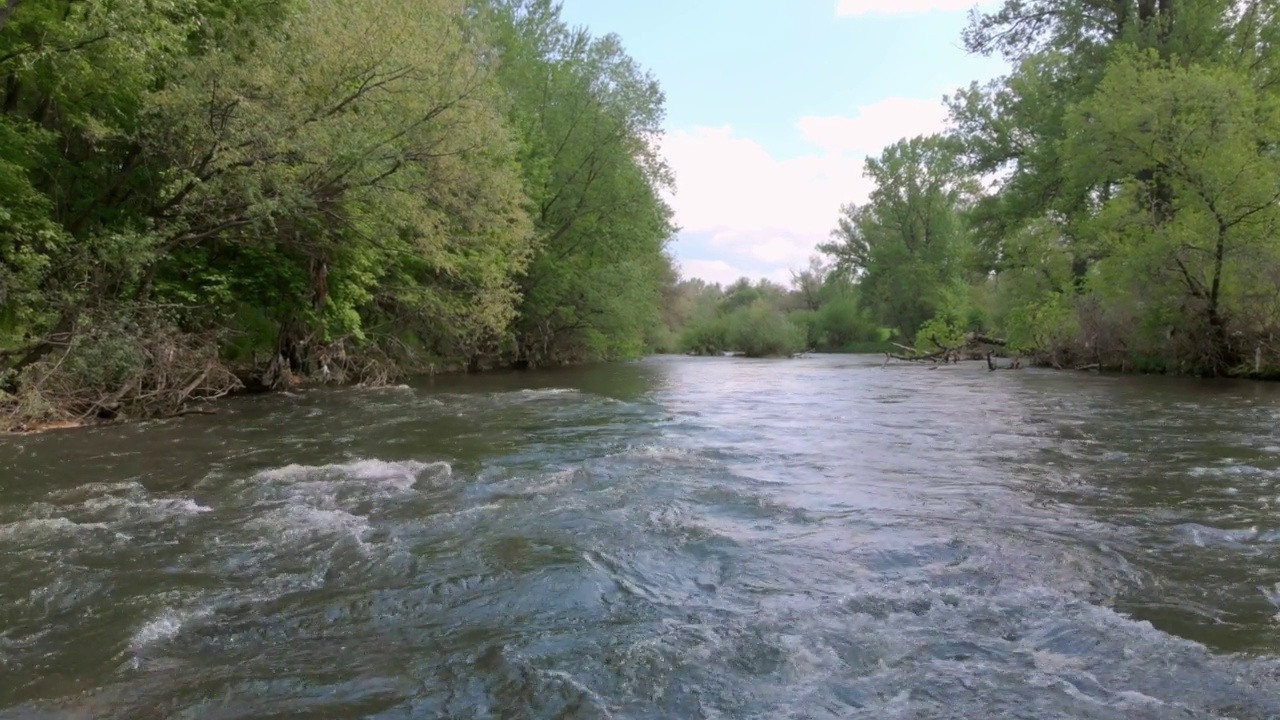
[556,0,1009,286]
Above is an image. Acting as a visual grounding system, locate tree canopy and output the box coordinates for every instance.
[0,0,676,429]
[820,0,1280,377]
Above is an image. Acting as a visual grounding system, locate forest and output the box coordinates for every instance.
[6,0,1280,430]
[0,0,677,429]
[818,0,1280,378]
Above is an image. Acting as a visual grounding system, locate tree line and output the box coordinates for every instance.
[649,259,889,359]
[821,0,1280,377]
[0,0,676,429]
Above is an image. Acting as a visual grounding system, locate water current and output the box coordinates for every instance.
[1,355,1279,718]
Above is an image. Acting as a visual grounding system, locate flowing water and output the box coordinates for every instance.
[2,355,1280,719]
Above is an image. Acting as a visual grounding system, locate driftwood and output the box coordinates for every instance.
[883,331,1019,370]
[986,352,1024,371]
[969,333,1007,347]
[886,341,950,362]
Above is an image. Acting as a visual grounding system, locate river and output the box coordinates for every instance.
[1,355,1278,718]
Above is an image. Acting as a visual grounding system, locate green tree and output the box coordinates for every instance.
[0,0,678,429]
[820,135,976,341]
[1064,49,1280,372]
[490,0,676,367]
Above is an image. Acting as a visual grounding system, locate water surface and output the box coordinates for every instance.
[2,355,1279,718]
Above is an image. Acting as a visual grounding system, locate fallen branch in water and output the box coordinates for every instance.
[0,304,241,432]
[986,352,1024,371]
[967,333,1008,347]
[885,341,951,363]
[883,337,966,366]
[882,331,1016,370]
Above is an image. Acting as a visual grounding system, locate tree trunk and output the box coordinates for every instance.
[0,0,19,34]
[1206,218,1230,372]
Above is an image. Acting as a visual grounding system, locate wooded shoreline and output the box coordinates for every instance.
[8,0,1280,432]
[1,0,678,433]
[11,346,1280,436]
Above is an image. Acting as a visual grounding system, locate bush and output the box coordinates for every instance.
[680,317,731,355]
[726,302,805,358]
[789,309,820,349]
[644,323,681,354]
[815,297,878,349]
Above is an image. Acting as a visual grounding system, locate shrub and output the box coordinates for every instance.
[680,316,731,355]
[815,297,878,348]
[726,302,805,358]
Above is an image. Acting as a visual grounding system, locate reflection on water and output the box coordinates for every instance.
[1,355,1279,718]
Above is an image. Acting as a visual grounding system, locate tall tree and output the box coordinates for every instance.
[1064,49,1280,372]
[488,0,676,367]
[821,135,976,339]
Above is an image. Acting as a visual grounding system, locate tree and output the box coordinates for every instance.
[489,0,676,367]
[877,0,1280,374]
[1064,49,1280,372]
[790,255,829,311]
[820,135,977,340]
[0,0,680,429]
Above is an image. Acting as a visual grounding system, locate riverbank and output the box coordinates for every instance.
[10,344,1280,436]
[0,352,602,435]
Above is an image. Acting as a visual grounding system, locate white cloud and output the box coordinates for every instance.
[797,98,951,155]
[661,126,862,242]
[679,259,753,287]
[662,96,953,284]
[835,0,993,16]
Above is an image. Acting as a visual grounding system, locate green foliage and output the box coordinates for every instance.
[820,135,977,342]
[725,302,805,358]
[0,0,677,426]
[680,316,731,356]
[656,258,883,358]
[489,0,676,367]
[815,297,878,348]
[817,1,1280,376]
[789,309,821,349]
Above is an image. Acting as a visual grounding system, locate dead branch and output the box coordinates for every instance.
[986,351,1025,371]
[967,332,1008,346]
[882,330,1016,370]
[0,304,242,432]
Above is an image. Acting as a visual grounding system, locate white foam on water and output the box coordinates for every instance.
[80,495,213,517]
[535,669,616,719]
[619,444,703,463]
[517,388,579,396]
[1110,690,1169,709]
[1171,522,1270,547]
[241,460,452,521]
[1189,464,1277,479]
[128,606,213,653]
[431,502,503,522]
[1261,582,1280,609]
[516,467,583,497]
[255,459,451,493]
[47,481,146,504]
[245,505,372,545]
[0,517,109,542]
[41,482,212,526]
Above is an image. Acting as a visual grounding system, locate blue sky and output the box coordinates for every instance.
[557,0,1008,285]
